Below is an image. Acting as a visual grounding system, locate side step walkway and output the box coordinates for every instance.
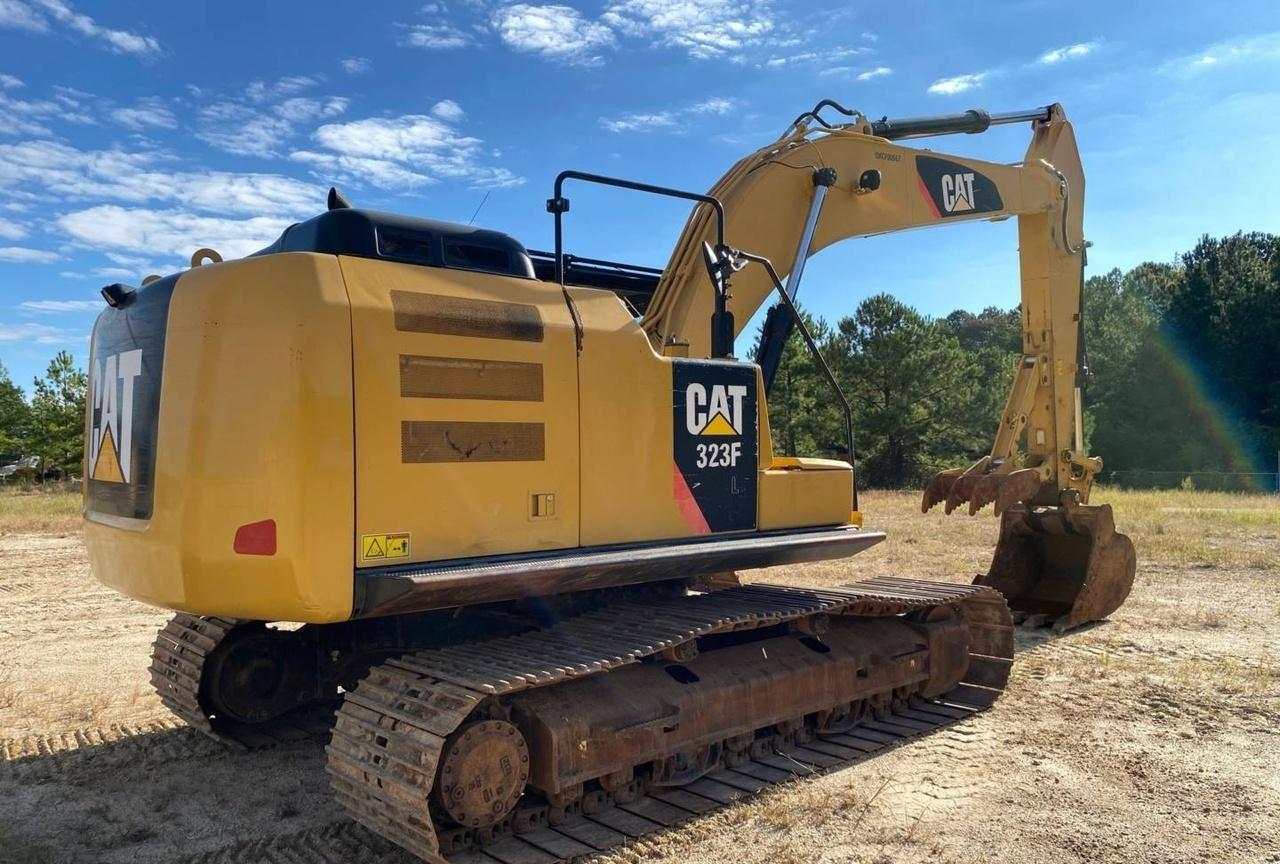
[355,526,888,617]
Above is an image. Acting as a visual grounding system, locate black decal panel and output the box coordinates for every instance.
[85,275,176,521]
[672,360,758,533]
[916,155,1003,217]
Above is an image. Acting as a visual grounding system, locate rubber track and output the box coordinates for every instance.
[327,577,1014,863]
[150,613,335,748]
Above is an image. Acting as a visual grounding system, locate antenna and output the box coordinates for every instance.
[467,191,491,225]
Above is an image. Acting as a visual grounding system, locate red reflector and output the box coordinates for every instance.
[233,519,277,556]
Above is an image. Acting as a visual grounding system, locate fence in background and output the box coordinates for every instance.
[1108,469,1280,494]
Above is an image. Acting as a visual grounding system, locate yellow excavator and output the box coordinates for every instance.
[84,100,1133,862]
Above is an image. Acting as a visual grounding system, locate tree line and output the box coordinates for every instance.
[1,352,85,480]
[2,231,1276,490]
[761,231,1280,491]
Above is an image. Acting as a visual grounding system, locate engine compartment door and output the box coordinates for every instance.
[343,257,580,567]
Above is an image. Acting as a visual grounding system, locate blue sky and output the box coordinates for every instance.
[1,0,1278,390]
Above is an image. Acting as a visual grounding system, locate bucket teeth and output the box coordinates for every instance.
[923,464,1040,517]
[944,474,985,514]
[921,468,963,513]
[968,468,1042,516]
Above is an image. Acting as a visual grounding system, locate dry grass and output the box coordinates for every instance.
[0,486,81,535]
[0,668,15,710]
[1093,487,1280,568]
[853,486,1280,574]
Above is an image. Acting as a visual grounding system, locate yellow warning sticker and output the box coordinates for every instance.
[361,533,410,560]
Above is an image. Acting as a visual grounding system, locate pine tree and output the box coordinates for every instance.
[29,351,88,479]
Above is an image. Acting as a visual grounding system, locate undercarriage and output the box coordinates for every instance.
[152,577,1012,863]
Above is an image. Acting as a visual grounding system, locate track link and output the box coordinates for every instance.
[327,577,1014,863]
[150,613,333,748]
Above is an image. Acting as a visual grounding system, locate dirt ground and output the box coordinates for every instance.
[1,489,1277,864]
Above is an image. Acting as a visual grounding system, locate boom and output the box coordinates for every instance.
[644,102,1095,506]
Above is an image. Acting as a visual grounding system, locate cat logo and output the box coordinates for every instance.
[89,348,143,484]
[685,383,748,436]
[916,155,1002,219]
[941,172,976,213]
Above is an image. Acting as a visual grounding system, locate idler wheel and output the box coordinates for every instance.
[434,720,530,828]
[202,626,312,724]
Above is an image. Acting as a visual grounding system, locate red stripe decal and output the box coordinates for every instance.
[671,462,712,535]
[917,175,941,218]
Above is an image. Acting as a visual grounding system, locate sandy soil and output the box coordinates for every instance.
[1,491,1278,864]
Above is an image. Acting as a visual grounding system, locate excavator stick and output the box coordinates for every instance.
[974,502,1135,633]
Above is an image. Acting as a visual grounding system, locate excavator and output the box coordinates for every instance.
[83,100,1134,862]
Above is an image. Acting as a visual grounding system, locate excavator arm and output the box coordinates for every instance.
[642,101,1133,630]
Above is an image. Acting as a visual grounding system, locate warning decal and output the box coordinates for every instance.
[362,532,411,560]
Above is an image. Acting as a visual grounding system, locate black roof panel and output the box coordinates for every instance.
[251,208,535,279]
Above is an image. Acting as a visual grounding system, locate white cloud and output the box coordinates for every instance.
[195,78,349,158]
[32,0,161,57]
[0,89,92,136]
[197,102,293,157]
[600,96,736,132]
[0,321,81,344]
[600,111,677,133]
[1038,40,1098,65]
[291,150,435,189]
[1167,32,1280,76]
[405,23,474,49]
[0,0,48,32]
[341,56,372,74]
[0,139,323,216]
[0,216,27,240]
[58,206,296,259]
[603,0,774,60]
[403,0,788,64]
[298,113,523,190]
[927,72,989,95]
[111,98,177,131]
[492,4,614,64]
[275,96,349,123]
[431,99,466,122]
[104,252,150,267]
[692,97,733,114]
[857,65,892,81]
[313,115,455,162]
[762,46,867,69]
[91,266,135,278]
[246,75,319,103]
[0,246,58,263]
[0,73,22,88]
[19,299,100,312]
